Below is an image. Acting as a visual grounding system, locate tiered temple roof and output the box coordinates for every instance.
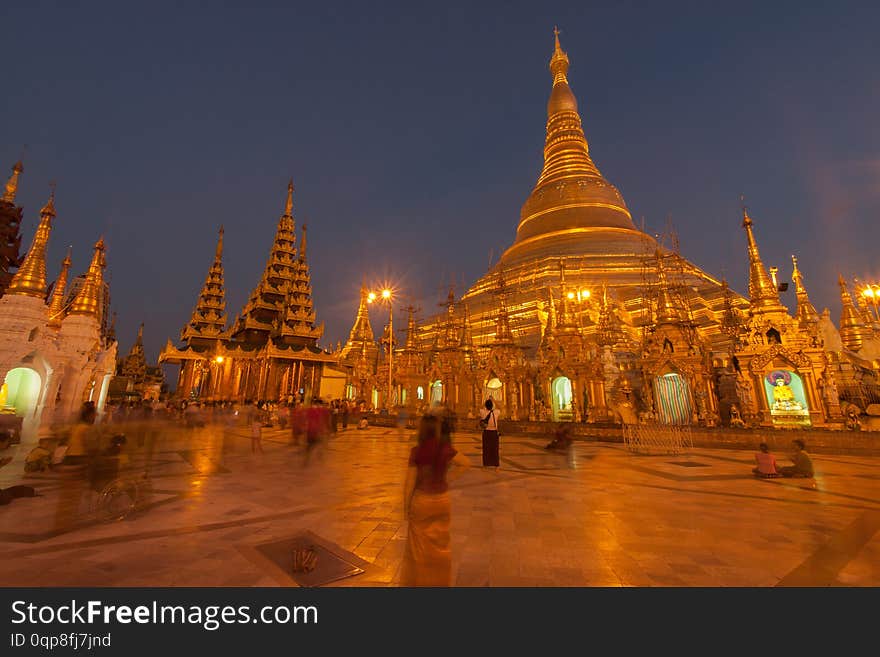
[231,181,323,346]
[181,226,227,346]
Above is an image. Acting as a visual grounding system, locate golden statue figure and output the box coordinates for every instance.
[768,371,803,412]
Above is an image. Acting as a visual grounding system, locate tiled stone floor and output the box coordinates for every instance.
[0,423,878,587]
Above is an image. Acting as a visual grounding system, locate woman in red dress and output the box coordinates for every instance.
[400,414,470,586]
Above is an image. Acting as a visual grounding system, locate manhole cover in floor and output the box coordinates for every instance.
[252,530,366,587]
[667,461,709,468]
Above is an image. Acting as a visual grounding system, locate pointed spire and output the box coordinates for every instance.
[459,302,475,351]
[791,255,819,328]
[549,26,570,87]
[300,223,307,260]
[232,180,322,345]
[181,226,227,344]
[655,249,683,324]
[838,274,871,351]
[47,246,73,327]
[543,289,556,342]
[68,238,106,317]
[510,30,636,259]
[121,322,147,383]
[405,305,419,351]
[7,185,56,298]
[556,259,576,329]
[285,179,294,217]
[40,183,56,217]
[2,159,23,204]
[742,206,785,314]
[597,282,614,346]
[340,285,378,362]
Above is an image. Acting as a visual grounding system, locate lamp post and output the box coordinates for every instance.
[368,288,394,411]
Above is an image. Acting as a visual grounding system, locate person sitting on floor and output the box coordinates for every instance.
[778,439,814,478]
[752,442,780,478]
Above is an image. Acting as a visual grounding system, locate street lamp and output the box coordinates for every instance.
[368,287,394,411]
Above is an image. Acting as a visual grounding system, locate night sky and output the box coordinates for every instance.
[2,1,879,368]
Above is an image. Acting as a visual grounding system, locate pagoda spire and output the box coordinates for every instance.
[459,302,475,351]
[181,226,227,344]
[510,29,636,257]
[2,159,23,204]
[300,223,307,260]
[790,255,819,328]
[340,285,378,362]
[68,237,106,317]
[493,270,515,344]
[741,207,785,314]
[121,322,147,384]
[232,181,322,345]
[404,305,419,352]
[47,246,72,327]
[838,274,871,351]
[7,185,56,298]
[655,249,683,324]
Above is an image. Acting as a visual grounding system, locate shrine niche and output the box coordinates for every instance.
[762,368,810,427]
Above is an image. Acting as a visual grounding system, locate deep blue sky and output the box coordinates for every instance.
[2,1,879,364]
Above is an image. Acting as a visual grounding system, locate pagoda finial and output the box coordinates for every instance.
[285,179,294,217]
[741,205,785,314]
[41,181,57,217]
[2,159,23,204]
[137,321,144,344]
[216,225,224,259]
[549,26,569,86]
[68,238,106,317]
[7,184,57,298]
[47,246,73,327]
[300,222,307,260]
[838,274,871,351]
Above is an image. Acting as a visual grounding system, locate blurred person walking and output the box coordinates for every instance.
[400,413,471,586]
[247,401,265,454]
[303,399,331,466]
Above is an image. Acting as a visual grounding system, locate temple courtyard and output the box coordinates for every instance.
[0,423,878,587]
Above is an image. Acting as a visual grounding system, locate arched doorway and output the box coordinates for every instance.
[371,388,379,409]
[551,376,573,421]
[485,377,503,406]
[653,372,692,425]
[430,380,443,405]
[417,385,424,401]
[2,367,42,418]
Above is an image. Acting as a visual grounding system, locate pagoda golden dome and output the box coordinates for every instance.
[502,30,647,265]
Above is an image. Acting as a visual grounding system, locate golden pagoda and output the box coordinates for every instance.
[0,160,25,296]
[46,247,73,327]
[451,32,746,354]
[838,275,871,352]
[68,238,107,317]
[6,187,56,298]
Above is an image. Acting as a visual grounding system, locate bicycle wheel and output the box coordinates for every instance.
[97,479,138,522]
